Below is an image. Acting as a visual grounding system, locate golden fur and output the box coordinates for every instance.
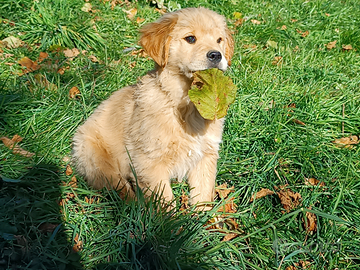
[72,7,234,207]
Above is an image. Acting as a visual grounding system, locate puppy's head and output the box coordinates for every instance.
[140,8,234,75]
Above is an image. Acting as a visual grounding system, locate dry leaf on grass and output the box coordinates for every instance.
[251,19,261,25]
[179,193,189,211]
[0,135,35,157]
[18,57,40,74]
[69,86,81,99]
[326,40,337,50]
[272,56,283,66]
[222,232,240,242]
[38,52,49,63]
[250,188,274,202]
[332,135,358,149]
[65,164,73,176]
[218,197,237,213]
[2,36,23,49]
[215,183,235,199]
[69,176,78,188]
[304,209,317,232]
[131,48,148,58]
[293,119,306,126]
[275,185,302,213]
[125,8,137,20]
[63,48,80,59]
[73,234,83,252]
[342,44,353,51]
[136,17,145,24]
[286,260,312,270]
[81,3,92,12]
[305,177,325,187]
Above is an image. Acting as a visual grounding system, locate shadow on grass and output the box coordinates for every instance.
[0,163,82,270]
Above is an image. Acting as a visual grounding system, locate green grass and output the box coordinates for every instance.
[1,0,360,269]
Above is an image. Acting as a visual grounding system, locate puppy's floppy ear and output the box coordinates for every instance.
[225,28,234,66]
[139,13,178,68]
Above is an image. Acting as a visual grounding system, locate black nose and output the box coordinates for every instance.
[207,50,222,64]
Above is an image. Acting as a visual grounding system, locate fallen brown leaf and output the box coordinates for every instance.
[218,197,237,213]
[89,55,100,63]
[69,86,81,99]
[301,30,309,38]
[332,135,359,148]
[234,18,245,27]
[326,40,337,50]
[293,119,306,126]
[63,48,80,59]
[0,135,35,157]
[272,56,283,66]
[38,52,49,63]
[281,25,287,30]
[250,19,261,25]
[275,185,302,212]
[222,232,240,242]
[18,57,40,74]
[125,8,137,20]
[342,44,353,51]
[250,188,274,202]
[81,3,92,12]
[136,17,145,24]
[304,209,317,232]
[305,177,325,187]
[69,175,78,188]
[72,234,83,252]
[215,183,234,199]
[66,164,73,176]
[179,193,189,211]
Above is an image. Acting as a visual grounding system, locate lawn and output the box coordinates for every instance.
[1,0,359,269]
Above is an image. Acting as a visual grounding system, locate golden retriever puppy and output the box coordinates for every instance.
[72,7,234,208]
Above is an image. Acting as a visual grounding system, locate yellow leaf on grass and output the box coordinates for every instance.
[2,36,23,49]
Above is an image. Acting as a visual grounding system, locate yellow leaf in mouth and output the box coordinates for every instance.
[188,69,237,120]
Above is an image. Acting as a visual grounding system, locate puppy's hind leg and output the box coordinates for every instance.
[72,128,134,198]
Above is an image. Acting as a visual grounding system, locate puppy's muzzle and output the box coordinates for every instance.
[207,50,222,65]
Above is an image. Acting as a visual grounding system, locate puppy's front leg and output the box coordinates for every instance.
[136,165,174,205]
[187,152,218,209]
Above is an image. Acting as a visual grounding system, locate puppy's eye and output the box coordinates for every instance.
[185,36,197,44]
[217,37,223,43]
